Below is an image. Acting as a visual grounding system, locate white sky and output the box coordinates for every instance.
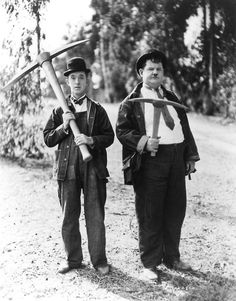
[41,0,94,49]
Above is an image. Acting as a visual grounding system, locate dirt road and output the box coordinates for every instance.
[0,104,236,300]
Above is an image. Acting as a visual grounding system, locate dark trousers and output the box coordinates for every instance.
[58,161,107,268]
[133,143,186,268]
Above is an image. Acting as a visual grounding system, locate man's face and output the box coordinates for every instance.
[67,71,88,98]
[139,60,164,89]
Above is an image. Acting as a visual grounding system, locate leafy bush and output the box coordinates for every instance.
[0,69,45,159]
[214,67,236,119]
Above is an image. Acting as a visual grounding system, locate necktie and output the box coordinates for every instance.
[71,95,85,105]
[157,89,175,130]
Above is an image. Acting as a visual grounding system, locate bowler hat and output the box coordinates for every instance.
[64,57,91,76]
[136,49,167,75]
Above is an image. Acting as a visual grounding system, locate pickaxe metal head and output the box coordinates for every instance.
[2,39,89,91]
[129,97,188,110]
[129,97,188,157]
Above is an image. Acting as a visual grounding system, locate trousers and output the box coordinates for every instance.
[57,111,107,268]
[133,143,186,268]
[58,161,107,268]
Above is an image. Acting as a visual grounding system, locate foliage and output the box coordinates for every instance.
[89,0,200,101]
[214,67,236,118]
[90,0,236,118]
[0,107,44,159]
[0,66,46,159]
[0,0,49,159]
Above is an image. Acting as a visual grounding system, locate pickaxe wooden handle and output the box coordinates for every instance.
[3,39,92,162]
[151,107,161,156]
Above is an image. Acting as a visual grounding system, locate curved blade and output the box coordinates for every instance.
[2,39,89,91]
[2,60,39,91]
[50,39,89,60]
[129,97,188,110]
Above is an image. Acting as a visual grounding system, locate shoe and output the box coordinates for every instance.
[58,263,83,274]
[96,264,110,275]
[139,267,160,281]
[173,260,192,271]
[166,260,192,271]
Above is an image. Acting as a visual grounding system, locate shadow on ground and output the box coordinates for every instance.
[66,264,236,301]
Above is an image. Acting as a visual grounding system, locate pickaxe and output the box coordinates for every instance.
[129,98,188,156]
[2,39,92,162]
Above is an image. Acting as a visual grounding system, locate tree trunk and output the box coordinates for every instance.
[209,0,214,93]
[99,18,111,102]
[36,0,41,98]
[202,0,208,72]
[203,0,215,115]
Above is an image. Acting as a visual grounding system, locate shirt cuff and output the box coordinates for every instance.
[62,125,69,135]
[136,135,149,154]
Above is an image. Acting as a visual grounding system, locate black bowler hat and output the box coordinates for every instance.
[64,57,91,76]
[136,49,167,75]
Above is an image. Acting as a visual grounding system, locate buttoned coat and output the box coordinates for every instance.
[43,96,114,181]
[116,82,200,184]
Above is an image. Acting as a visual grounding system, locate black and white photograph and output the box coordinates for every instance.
[0,0,235,300]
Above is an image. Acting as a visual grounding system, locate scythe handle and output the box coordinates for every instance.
[38,52,92,162]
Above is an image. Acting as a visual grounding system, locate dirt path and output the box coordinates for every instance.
[0,105,236,300]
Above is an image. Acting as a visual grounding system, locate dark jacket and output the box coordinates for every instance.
[116,82,200,184]
[43,96,114,181]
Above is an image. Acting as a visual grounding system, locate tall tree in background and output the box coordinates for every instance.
[0,0,49,158]
[90,0,236,117]
[193,0,236,115]
[90,0,154,102]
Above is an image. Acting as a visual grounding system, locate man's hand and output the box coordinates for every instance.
[74,134,94,146]
[185,161,196,175]
[62,111,75,130]
[146,137,160,153]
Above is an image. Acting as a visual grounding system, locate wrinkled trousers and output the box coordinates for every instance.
[133,143,186,268]
[58,161,107,268]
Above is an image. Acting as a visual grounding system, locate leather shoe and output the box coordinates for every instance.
[96,264,110,275]
[139,267,160,281]
[173,260,192,271]
[166,260,192,271]
[58,263,83,274]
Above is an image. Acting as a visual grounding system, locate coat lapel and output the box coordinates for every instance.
[87,97,96,136]
[129,83,146,134]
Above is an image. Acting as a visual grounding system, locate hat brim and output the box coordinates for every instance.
[64,68,91,76]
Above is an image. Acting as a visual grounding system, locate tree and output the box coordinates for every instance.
[90,0,198,102]
[190,0,236,114]
[0,0,49,159]
[90,0,236,118]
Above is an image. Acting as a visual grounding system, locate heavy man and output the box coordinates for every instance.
[116,49,200,281]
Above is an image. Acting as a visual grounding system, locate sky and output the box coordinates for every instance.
[41,0,94,49]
